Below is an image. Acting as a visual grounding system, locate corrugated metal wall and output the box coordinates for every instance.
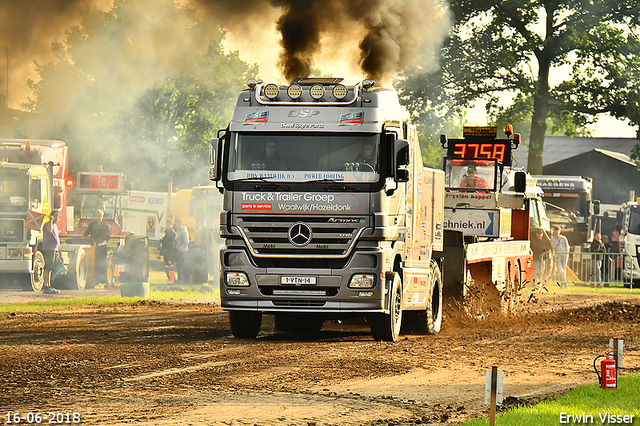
[543,151,640,204]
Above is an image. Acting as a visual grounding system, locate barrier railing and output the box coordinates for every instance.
[535,249,634,289]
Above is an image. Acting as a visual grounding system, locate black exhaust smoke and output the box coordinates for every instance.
[195,0,451,82]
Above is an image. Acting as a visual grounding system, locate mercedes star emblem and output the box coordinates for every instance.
[288,222,313,247]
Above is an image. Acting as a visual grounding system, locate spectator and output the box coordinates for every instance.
[173,217,190,283]
[42,210,61,294]
[84,209,111,286]
[159,217,176,282]
[550,226,570,288]
[590,233,606,284]
[602,234,612,284]
[531,228,552,287]
[611,228,622,280]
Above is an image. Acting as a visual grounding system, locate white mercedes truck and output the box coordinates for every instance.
[209,78,445,341]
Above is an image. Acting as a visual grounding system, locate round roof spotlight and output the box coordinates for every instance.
[332,84,348,100]
[309,84,325,100]
[247,78,257,89]
[362,79,376,90]
[263,83,280,100]
[287,84,303,100]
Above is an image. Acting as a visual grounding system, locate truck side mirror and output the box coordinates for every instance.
[394,139,410,183]
[514,171,526,193]
[53,186,63,210]
[593,200,600,215]
[209,137,221,181]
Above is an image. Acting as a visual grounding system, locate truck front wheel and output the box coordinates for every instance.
[71,248,88,291]
[25,251,46,292]
[370,272,403,342]
[229,311,262,338]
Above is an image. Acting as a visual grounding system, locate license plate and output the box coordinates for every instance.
[280,276,316,285]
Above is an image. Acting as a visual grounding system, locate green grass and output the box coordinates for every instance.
[462,374,640,426]
[0,269,219,313]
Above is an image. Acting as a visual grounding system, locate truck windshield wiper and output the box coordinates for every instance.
[306,179,360,191]
[235,177,289,191]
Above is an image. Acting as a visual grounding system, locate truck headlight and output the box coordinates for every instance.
[8,248,23,258]
[226,272,250,287]
[349,274,375,288]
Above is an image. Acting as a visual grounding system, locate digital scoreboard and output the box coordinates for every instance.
[446,126,514,166]
[76,172,126,194]
[447,140,512,165]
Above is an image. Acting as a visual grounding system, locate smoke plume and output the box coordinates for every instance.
[1,0,450,107]
[193,0,451,82]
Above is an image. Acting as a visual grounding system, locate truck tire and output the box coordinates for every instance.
[274,314,324,333]
[229,311,262,338]
[143,244,150,281]
[501,263,520,315]
[419,262,444,334]
[25,251,46,292]
[370,272,403,342]
[70,248,88,290]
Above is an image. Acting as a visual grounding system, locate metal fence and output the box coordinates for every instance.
[535,249,635,288]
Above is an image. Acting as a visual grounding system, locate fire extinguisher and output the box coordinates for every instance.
[593,350,617,389]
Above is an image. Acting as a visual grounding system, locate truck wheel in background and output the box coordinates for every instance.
[229,311,262,338]
[70,248,88,291]
[106,258,115,288]
[370,272,403,342]
[501,263,520,315]
[143,244,150,281]
[274,314,324,333]
[24,251,45,292]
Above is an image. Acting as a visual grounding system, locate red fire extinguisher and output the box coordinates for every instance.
[593,350,617,389]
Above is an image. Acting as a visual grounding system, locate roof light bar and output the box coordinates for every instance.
[309,84,325,100]
[332,84,348,100]
[263,84,280,100]
[287,84,302,100]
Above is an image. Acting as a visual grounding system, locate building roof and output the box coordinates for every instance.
[513,136,639,169]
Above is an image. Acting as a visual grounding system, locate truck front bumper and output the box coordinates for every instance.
[220,247,390,315]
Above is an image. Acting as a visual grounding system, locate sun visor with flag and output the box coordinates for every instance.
[25,210,46,230]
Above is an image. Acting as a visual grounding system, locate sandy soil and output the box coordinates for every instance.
[0,285,638,425]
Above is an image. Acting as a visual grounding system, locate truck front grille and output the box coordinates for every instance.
[235,215,368,258]
[0,219,24,243]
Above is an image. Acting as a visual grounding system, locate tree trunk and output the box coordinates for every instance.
[527,54,552,175]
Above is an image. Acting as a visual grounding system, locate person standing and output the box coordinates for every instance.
[173,217,190,283]
[590,233,606,284]
[531,228,552,288]
[159,217,176,282]
[42,210,61,294]
[84,209,111,285]
[550,226,570,288]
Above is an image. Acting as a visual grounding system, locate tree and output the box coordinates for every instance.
[24,0,257,191]
[398,0,640,174]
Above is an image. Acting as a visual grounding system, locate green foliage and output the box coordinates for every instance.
[396,0,640,174]
[23,0,257,191]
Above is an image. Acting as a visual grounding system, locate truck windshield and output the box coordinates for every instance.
[227,132,380,183]
[0,169,29,212]
[444,159,496,191]
[628,207,640,235]
[81,195,118,220]
[543,194,588,221]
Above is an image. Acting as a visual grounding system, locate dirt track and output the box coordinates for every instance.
[0,288,639,426]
